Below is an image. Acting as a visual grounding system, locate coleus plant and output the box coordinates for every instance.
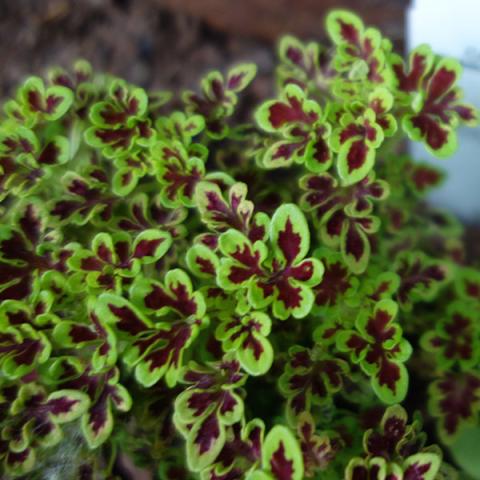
[0,9,478,480]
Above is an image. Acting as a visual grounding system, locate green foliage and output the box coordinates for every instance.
[0,8,478,479]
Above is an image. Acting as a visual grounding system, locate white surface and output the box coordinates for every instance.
[408,0,480,221]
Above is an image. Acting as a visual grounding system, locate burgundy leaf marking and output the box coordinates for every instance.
[278,219,302,264]
[270,442,294,480]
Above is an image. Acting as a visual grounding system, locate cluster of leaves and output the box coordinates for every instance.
[0,9,478,480]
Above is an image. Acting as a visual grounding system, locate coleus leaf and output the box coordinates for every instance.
[407,162,444,196]
[88,79,148,128]
[115,192,187,238]
[79,368,132,448]
[68,229,172,292]
[401,57,477,157]
[363,404,410,458]
[429,372,480,443]
[217,229,267,290]
[195,180,268,242]
[390,44,434,96]
[85,79,154,158]
[300,171,385,273]
[0,293,57,330]
[356,271,401,305]
[97,288,204,387]
[49,168,114,225]
[455,267,480,302]
[187,243,220,280]
[326,9,390,83]
[366,87,397,137]
[277,35,334,92]
[1,447,36,477]
[130,268,206,319]
[174,358,246,472]
[153,140,206,208]
[330,109,384,186]
[347,404,441,479]
[111,151,150,196]
[395,251,451,311]
[261,204,324,319]
[226,64,258,92]
[255,83,318,133]
[300,171,389,218]
[260,425,304,480]
[296,411,341,475]
[216,311,273,376]
[101,269,205,387]
[52,299,117,372]
[155,111,205,146]
[420,301,480,370]
[84,120,154,159]
[48,58,93,90]
[3,383,89,475]
[310,248,359,312]
[218,204,323,320]
[402,453,441,480]
[337,299,412,403]
[340,215,380,274]
[18,76,74,125]
[183,63,256,138]
[0,322,51,379]
[0,202,56,301]
[0,126,69,196]
[345,456,388,480]
[202,419,264,480]
[255,84,332,172]
[278,346,348,424]
[49,360,132,450]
